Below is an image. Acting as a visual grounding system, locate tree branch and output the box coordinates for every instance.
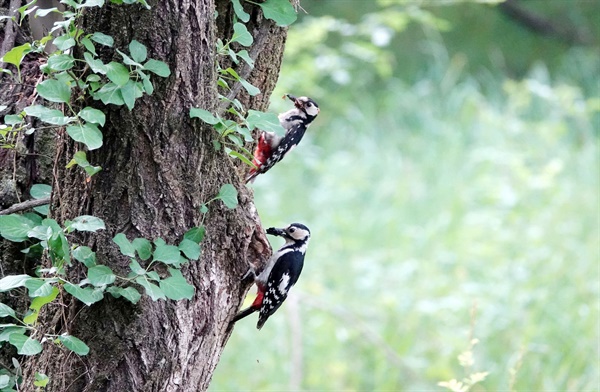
[499,0,592,45]
[0,197,50,215]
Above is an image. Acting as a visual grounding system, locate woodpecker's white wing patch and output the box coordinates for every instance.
[278,273,290,295]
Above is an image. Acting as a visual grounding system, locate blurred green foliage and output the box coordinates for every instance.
[211,0,599,390]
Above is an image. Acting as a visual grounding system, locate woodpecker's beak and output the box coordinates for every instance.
[266,227,286,237]
[285,94,302,109]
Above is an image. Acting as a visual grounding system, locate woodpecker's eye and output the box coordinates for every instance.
[306,102,312,107]
[288,227,296,233]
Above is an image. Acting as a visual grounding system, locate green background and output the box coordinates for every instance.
[212,1,599,390]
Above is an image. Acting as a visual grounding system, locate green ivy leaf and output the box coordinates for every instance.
[94,82,125,106]
[159,268,194,300]
[120,79,142,110]
[34,372,49,387]
[178,238,201,261]
[70,215,106,232]
[49,231,70,265]
[35,8,58,17]
[107,286,141,304]
[9,335,42,356]
[29,287,59,312]
[81,36,96,55]
[237,49,254,68]
[53,35,76,51]
[47,54,75,71]
[67,151,102,177]
[138,70,154,95]
[30,184,51,200]
[3,114,22,125]
[142,59,170,77]
[0,215,36,242]
[78,107,106,126]
[190,108,219,124]
[129,40,148,63]
[25,286,59,324]
[83,52,106,74]
[135,276,165,301]
[231,0,250,22]
[146,271,160,281]
[66,123,103,150]
[0,374,10,389]
[116,48,142,67]
[128,259,146,276]
[113,233,136,257]
[72,246,97,267]
[0,327,26,342]
[59,335,90,355]
[24,279,54,297]
[0,43,31,67]
[90,32,114,47]
[105,61,130,86]
[24,105,73,125]
[87,265,116,286]
[64,283,104,306]
[184,226,205,243]
[246,110,286,135]
[79,0,104,8]
[37,79,72,103]
[259,0,297,27]
[217,183,238,209]
[132,237,152,260]
[239,78,260,96]
[153,243,181,264]
[0,303,16,318]
[227,149,254,166]
[231,22,253,46]
[27,225,53,241]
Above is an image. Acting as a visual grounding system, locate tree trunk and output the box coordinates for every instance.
[2,0,287,390]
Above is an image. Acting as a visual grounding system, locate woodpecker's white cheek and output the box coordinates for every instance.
[306,106,319,117]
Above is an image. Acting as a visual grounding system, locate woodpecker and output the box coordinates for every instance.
[230,223,311,329]
[245,94,320,183]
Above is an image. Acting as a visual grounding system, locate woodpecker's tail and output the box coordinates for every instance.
[230,306,257,325]
[245,170,258,184]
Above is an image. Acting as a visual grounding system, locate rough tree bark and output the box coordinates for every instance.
[1,0,288,390]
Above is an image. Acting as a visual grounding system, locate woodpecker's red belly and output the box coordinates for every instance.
[252,133,272,168]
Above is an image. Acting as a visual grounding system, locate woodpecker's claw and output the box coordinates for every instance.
[266,227,286,237]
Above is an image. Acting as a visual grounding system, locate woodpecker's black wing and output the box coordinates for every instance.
[258,123,307,175]
[256,250,305,329]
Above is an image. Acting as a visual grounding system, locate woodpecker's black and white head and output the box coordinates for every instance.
[278,94,320,131]
[287,94,319,122]
[267,223,311,251]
